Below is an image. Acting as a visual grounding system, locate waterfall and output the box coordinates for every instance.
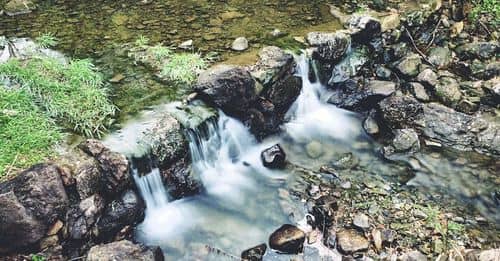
[132,166,169,210]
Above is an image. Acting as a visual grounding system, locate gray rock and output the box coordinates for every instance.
[306,31,351,62]
[417,69,438,87]
[428,47,452,68]
[365,80,396,97]
[353,213,370,229]
[375,66,392,79]
[346,14,381,44]
[391,128,420,152]
[336,229,369,254]
[232,37,249,51]
[261,144,286,169]
[378,95,424,130]
[434,76,462,107]
[329,46,369,84]
[455,41,499,60]
[408,82,430,101]
[269,224,306,254]
[363,115,380,135]
[86,240,164,261]
[396,53,422,77]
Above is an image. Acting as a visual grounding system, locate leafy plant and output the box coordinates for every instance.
[0,88,61,178]
[160,53,207,84]
[35,32,58,48]
[0,58,116,137]
[134,35,150,47]
[470,0,500,25]
[150,44,173,62]
[30,254,46,261]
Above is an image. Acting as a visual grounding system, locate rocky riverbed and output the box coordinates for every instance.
[0,0,499,260]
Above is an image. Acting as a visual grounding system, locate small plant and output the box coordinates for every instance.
[35,32,58,48]
[447,221,465,236]
[160,53,207,84]
[134,35,150,47]
[470,0,500,25]
[149,44,173,62]
[30,254,46,261]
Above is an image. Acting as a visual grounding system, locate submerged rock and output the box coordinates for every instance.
[261,144,286,169]
[269,224,306,254]
[86,240,164,261]
[0,164,68,253]
[241,243,267,261]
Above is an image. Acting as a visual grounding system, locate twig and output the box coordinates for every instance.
[69,256,85,261]
[5,153,19,178]
[425,19,442,50]
[404,27,434,66]
[478,21,493,39]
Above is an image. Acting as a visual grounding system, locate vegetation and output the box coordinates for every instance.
[470,0,500,25]
[0,58,116,137]
[134,34,150,47]
[35,32,58,48]
[0,87,62,177]
[160,52,207,84]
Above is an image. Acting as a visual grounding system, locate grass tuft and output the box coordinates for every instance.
[160,53,207,84]
[35,32,58,48]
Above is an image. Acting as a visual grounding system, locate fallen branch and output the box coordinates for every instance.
[404,27,434,66]
[425,19,442,50]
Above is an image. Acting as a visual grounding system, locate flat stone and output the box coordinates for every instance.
[365,80,396,97]
[353,213,370,229]
[336,229,369,253]
[396,53,422,77]
[408,82,430,101]
[179,39,193,50]
[417,69,438,87]
[232,37,249,51]
[110,74,125,83]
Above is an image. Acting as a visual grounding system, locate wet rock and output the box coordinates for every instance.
[66,195,105,241]
[353,213,370,230]
[395,53,422,78]
[261,144,286,169]
[306,140,323,159]
[79,139,130,197]
[0,164,68,253]
[391,128,420,153]
[75,159,102,199]
[306,31,351,62]
[417,69,438,87]
[86,240,164,261]
[232,37,249,51]
[455,42,499,61]
[434,76,462,107]
[331,153,359,170]
[336,229,369,254]
[96,190,145,241]
[408,82,430,101]
[399,250,427,261]
[329,46,369,84]
[363,115,380,135]
[364,80,396,98]
[347,15,381,44]
[195,65,257,117]
[428,47,452,68]
[377,95,423,129]
[161,158,200,199]
[241,244,267,261]
[269,224,306,254]
[4,0,35,16]
[375,66,392,80]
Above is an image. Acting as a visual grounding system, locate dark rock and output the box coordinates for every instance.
[455,41,499,61]
[241,243,267,261]
[375,66,392,80]
[0,164,68,253]
[347,15,382,44]
[75,160,102,199]
[96,190,145,241]
[471,60,500,80]
[79,140,130,197]
[329,46,369,84]
[261,144,286,169]
[66,195,105,241]
[269,224,306,254]
[395,53,422,78]
[195,65,257,117]
[161,158,200,199]
[306,32,351,62]
[336,229,369,254]
[86,240,164,261]
[377,95,424,129]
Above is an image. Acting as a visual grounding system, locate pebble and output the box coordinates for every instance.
[231,37,249,51]
[353,213,370,229]
[179,39,193,49]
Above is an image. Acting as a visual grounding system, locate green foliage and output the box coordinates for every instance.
[0,88,61,177]
[447,221,465,236]
[470,0,500,25]
[160,53,207,84]
[134,35,150,47]
[0,58,116,137]
[35,32,58,48]
[150,44,173,62]
[30,254,46,261]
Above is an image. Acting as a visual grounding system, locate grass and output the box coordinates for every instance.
[134,35,150,47]
[0,87,62,177]
[470,0,500,25]
[35,32,58,48]
[0,58,116,137]
[160,53,207,84]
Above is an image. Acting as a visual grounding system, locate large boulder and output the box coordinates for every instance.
[86,240,164,261]
[0,164,69,253]
[328,79,395,111]
[346,14,382,44]
[377,95,424,129]
[268,224,306,254]
[306,32,351,62]
[79,140,130,197]
[328,46,369,84]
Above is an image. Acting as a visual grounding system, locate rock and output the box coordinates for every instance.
[363,115,380,135]
[380,13,400,32]
[377,95,423,129]
[79,140,130,197]
[455,41,499,60]
[408,82,430,101]
[66,195,105,241]
[331,153,359,170]
[347,15,382,44]
[269,224,306,254]
[241,244,267,261]
[4,0,35,16]
[465,248,500,261]
[306,140,323,158]
[161,158,200,199]
[434,76,462,107]
[336,229,369,254]
[417,69,438,87]
[179,39,193,50]
[364,80,396,98]
[372,229,382,250]
[75,159,102,199]
[375,66,392,80]
[391,128,420,152]
[428,47,452,68]
[86,240,164,261]
[261,144,286,169]
[471,59,500,80]
[220,11,245,21]
[0,164,68,253]
[232,37,249,51]
[96,190,145,241]
[353,213,370,229]
[195,65,257,117]
[329,46,369,84]
[109,74,125,83]
[306,31,351,62]
[399,250,427,261]
[395,53,422,77]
